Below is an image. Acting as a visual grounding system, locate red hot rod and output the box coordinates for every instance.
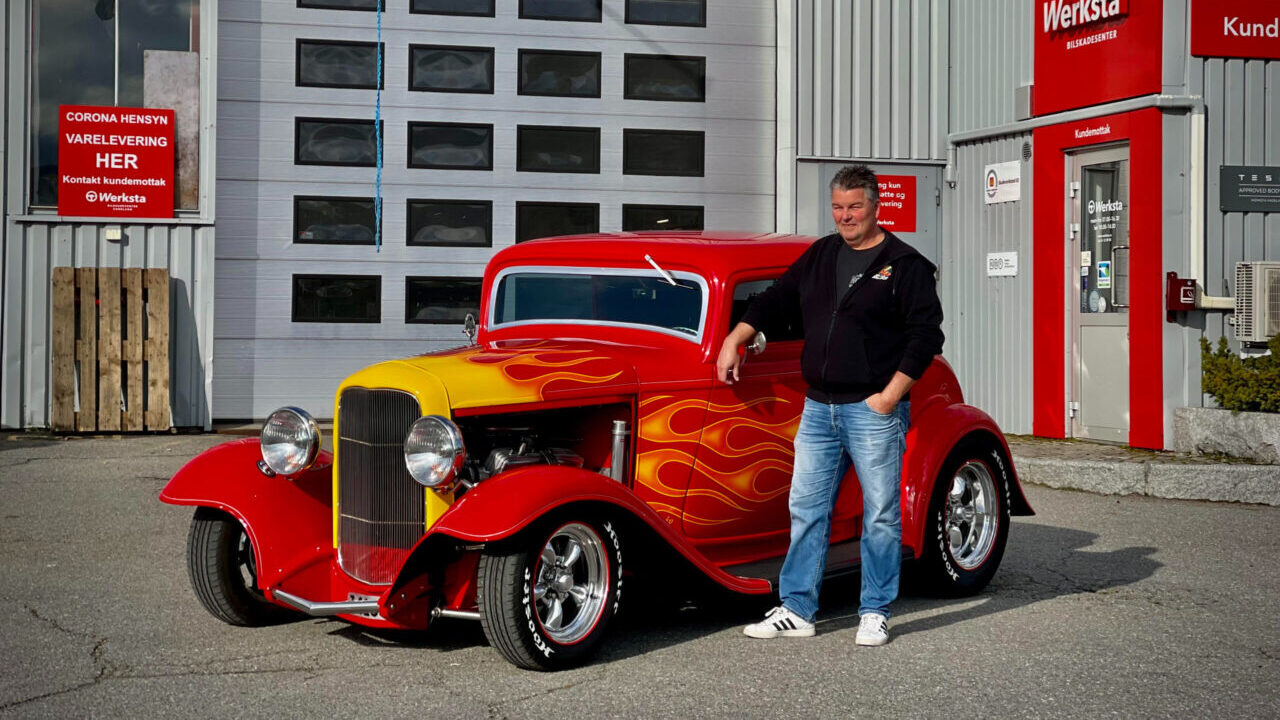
[162,232,1033,670]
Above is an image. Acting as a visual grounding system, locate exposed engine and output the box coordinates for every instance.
[453,403,630,490]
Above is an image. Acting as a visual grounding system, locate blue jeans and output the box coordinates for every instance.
[778,396,910,622]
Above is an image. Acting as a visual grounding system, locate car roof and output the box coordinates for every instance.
[489,231,818,279]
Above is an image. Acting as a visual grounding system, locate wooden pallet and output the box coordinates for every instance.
[50,267,170,432]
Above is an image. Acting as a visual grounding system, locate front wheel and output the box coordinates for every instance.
[186,507,289,626]
[915,437,1012,596]
[477,517,623,671]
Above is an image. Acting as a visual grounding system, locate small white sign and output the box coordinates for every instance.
[984,161,1022,204]
[986,251,1018,277]
[1080,250,1092,267]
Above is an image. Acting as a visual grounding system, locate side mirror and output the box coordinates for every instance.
[745,331,767,356]
[462,313,477,344]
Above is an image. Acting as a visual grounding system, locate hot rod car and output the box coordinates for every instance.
[162,232,1033,670]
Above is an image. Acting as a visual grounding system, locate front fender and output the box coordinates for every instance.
[159,438,335,592]
[902,404,1034,555]
[387,465,772,600]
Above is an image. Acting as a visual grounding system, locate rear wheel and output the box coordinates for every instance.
[186,507,289,626]
[477,517,623,670]
[916,437,1012,596]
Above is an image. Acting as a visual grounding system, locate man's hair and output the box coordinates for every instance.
[829,164,879,205]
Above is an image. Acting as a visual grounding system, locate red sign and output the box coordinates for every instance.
[57,105,175,218]
[876,175,916,233]
[1191,0,1280,60]
[1033,0,1162,116]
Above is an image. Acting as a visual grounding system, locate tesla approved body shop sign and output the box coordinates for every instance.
[58,105,175,218]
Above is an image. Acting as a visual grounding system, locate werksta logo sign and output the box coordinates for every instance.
[1042,0,1129,36]
[58,105,175,218]
[1033,0,1157,116]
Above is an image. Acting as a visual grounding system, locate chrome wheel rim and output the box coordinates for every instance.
[532,523,608,644]
[945,461,999,570]
[236,531,262,596]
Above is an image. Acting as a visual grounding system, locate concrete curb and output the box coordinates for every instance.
[1012,455,1280,506]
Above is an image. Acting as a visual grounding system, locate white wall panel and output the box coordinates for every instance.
[942,135,1034,433]
[0,220,216,429]
[794,0,947,162]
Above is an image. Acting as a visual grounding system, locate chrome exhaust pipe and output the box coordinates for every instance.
[608,419,629,482]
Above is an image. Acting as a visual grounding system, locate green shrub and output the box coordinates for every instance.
[1200,335,1280,412]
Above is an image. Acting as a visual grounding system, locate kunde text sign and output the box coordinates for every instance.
[58,105,175,218]
[876,175,916,232]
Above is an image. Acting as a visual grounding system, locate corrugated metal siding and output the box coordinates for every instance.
[215,0,778,420]
[0,220,215,429]
[942,135,1034,433]
[795,0,948,161]
[1194,56,1280,345]
[947,0,1033,135]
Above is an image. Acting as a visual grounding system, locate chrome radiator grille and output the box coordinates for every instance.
[337,387,424,585]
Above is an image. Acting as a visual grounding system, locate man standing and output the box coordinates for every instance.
[716,165,943,646]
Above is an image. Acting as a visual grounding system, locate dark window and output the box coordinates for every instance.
[624,54,705,101]
[520,0,601,22]
[297,40,382,89]
[292,275,381,323]
[406,277,483,324]
[299,0,383,12]
[407,200,492,247]
[296,118,380,166]
[29,0,198,207]
[518,50,601,97]
[408,122,493,170]
[730,279,803,341]
[295,196,378,245]
[626,0,705,26]
[516,202,599,242]
[411,0,494,16]
[517,126,600,173]
[622,204,704,231]
[410,45,494,93]
[623,129,704,176]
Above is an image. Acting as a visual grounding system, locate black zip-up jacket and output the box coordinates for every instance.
[742,229,944,403]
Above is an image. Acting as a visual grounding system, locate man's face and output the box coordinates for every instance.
[830,187,879,247]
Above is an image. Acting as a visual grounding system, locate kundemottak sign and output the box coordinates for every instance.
[58,105,175,218]
[1191,0,1280,60]
[1033,0,1162,116]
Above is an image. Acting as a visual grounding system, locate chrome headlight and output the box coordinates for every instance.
[260,407,321,476]
[404,415,466,489]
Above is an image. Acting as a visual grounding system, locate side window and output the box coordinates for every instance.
[730,279,803,342]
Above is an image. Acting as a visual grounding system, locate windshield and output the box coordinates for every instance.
[491,267,707,340]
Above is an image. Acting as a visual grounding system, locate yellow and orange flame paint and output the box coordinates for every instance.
[635,393,800,538]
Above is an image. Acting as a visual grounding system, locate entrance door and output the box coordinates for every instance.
[1070,146,1130,442]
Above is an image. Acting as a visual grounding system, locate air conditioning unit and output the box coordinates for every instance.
[1234,261,1280,344]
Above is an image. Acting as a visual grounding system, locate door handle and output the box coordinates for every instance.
[1110,244,1130,308]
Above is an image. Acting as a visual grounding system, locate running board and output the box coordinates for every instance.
[271,589,380,617]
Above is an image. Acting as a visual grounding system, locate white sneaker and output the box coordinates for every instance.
[744,606,815,638]
[855,613,889,646]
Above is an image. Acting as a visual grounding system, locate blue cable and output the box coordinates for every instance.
[374,1,383,253]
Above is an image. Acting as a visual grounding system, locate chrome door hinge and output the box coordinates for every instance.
[1070,181,1080,197]
[1069,401,1080,418]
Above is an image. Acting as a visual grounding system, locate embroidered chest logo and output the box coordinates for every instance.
[873,265,893,280]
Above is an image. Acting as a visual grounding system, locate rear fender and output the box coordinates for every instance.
[159,438,335,594]
[386,465,772,605]
[902,404,1034,556]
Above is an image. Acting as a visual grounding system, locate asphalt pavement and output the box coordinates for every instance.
[1,431,1277,719]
